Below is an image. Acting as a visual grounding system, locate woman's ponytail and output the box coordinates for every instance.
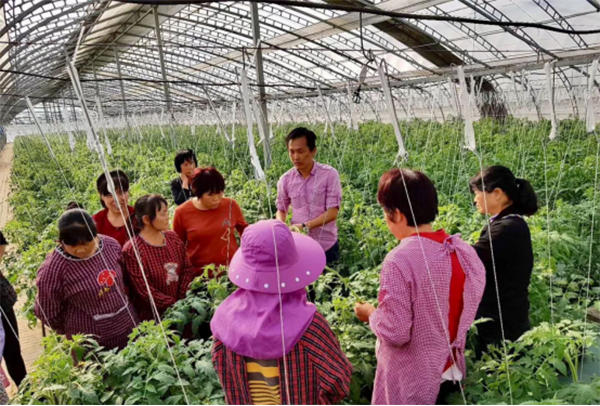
[514,178,539,216]
[470,166,539,216]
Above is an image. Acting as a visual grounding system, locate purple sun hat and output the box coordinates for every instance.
[228,219,326,294]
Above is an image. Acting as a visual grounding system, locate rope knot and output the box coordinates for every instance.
[443,234,461,254]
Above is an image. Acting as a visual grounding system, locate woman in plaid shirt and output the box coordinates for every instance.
[122,194,196,321]
[355,169,486,405]
[35,209,139,350]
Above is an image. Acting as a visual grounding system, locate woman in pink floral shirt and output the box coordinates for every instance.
[354,169,486,405]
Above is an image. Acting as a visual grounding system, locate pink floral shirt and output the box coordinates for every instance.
[276,162,342,251]
[369,234,486,405]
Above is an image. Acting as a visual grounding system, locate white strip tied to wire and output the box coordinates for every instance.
[159,109,166,139]
[240,68,266,181]
[447,76,461,118]
[231,101,237,149]
[191,107,196,136]
[520,70,527,109]
[251,95,269,148]
[346,82,359,131]
[545,61,560,141]
[510,71,521,109]
[457,66,477,153]
[61,105,76,152]
[378,59,408,161]
[586,60,599,134]
[317,85,335,138]
[95,97,112,156]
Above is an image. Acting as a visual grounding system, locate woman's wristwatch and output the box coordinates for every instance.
[302,222,310,232]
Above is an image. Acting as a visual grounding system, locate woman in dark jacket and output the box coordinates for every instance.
[171,149,197,206]
[470,165,539,355]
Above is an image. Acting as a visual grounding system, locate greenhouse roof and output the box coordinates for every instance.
[1,0,600,123]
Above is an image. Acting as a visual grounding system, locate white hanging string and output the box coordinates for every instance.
[317,85,335,138]
[61,105,76,153]
[448,77,461,118]
[545,61,559,141]
[239,68,266,181]
[510,71,520,109]
[95,97,112,156]
[231,101,236,149]
[586,60,599,134]
[457,67,477,153]
[270,225,292,405]
[579,133,600,376]
[346,82,358,131]
[474,152,514,405]
[191,107,197,136]
[378,60,407,161]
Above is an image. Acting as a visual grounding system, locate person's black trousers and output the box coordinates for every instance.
[1,302,27,386]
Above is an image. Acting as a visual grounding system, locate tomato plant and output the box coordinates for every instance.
[3,118,600,404]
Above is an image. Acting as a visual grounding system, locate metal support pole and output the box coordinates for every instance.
[250,2,271,168]
[113,46,128,118]
[153,5,172,116]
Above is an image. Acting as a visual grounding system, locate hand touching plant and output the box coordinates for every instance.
[354,302,375,323]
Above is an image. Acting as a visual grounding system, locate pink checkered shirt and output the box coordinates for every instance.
[276,161,342,251]
[369,234,486,405]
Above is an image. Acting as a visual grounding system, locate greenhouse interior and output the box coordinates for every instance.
[0,0,600,404]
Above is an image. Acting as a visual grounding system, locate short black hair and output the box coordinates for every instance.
[134,194,168,228]
[191,167,225,198]
[285,127,317,151]
[174,149,198,173]
[96,170,130,208]
[470,166,538,216]
[377,168,438,227]
[65,201,83,211]
[58,209,97,246]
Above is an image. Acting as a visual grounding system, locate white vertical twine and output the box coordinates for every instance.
[545,61,559,140]
[240,68,266,181]
[457,67,477,153]
[586,60,599,134]
[378,60,407,160]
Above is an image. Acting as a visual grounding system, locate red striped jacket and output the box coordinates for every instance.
[212,312,353,405]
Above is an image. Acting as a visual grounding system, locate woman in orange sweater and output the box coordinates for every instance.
[172,167,248,277]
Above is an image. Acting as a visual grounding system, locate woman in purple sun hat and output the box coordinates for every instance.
[211,219,352,405]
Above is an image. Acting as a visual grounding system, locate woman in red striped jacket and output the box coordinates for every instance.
[210,220,352,405]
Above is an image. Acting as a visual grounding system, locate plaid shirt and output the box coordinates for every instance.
[122,231,196,321]
[212,312,352,405]
[369,234,485,405]
[35,236,139,350]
